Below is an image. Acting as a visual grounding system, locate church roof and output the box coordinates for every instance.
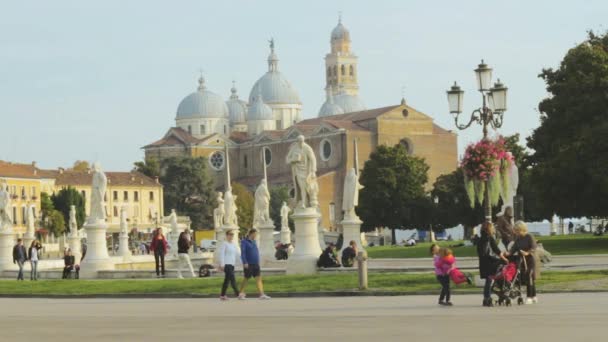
[299,104,401,126]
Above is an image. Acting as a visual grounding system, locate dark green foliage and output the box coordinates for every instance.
[51,187,86,232]
[269,185,291,230]
[133,157,161,178]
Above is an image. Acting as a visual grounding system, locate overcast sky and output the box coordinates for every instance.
[1,0,606,171]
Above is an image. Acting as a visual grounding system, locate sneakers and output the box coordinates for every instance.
[438,301,446,306]
[525,298,534,305]
[259,294,271,300]
[219,296,228,301]
[237,293,246,300]
[445,302,453,306]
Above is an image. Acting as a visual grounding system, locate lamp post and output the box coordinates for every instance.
[446,60,508,223]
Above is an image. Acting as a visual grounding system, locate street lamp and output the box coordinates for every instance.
[446,60,508,222]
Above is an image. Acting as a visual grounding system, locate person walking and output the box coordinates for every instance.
[503,221,538,304]
[150,228,168,278]
[431,244,451,306]
[476,222,506,307]
[28,240,42,281]
[218,230,240,300]
[239,229,270,300]
[176,229,195,279]
[12,238,27,281]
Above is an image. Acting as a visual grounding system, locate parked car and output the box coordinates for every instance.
[199,239,217,252]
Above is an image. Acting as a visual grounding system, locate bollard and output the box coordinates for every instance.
[356,250,368,290]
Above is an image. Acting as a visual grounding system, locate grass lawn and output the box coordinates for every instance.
[366,234,608,259]
[0,270,607,296]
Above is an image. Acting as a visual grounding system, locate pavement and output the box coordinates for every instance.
[1,293,605,341]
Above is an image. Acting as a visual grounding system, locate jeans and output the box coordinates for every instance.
[62,266,74,279]
[221,265,239,297]
[17,260,25,280]
[177,253,195,278]
[525,267,536,298]
[30,260,38,280]
[154,252,165,276]
[483,278,493,299]
[436,275,450,302]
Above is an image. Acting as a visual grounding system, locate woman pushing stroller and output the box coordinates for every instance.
[501,221,539,305]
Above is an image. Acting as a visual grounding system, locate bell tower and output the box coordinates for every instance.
[325,16,359,96]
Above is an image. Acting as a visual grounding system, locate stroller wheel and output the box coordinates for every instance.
[517,298,524,305]
[497,298,503,306]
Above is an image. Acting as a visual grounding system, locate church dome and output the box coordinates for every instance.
[249,40,301,105]
[176,76,229,119]
[331,20,350,42]
[226,82,248,124]
[248,91,273,121]
[318,91,345,117]
[333,92,366,113]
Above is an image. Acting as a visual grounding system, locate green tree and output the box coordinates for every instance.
[47,210,66,237]
[358,144,429,244]
[527,31,608,217]
[161,156,216,229]
[40,192,54,224]
[231,182,254,236]
[71,160,90,171]
[269,185,291,230]
[51,187,86,232]
[134,157,161,178]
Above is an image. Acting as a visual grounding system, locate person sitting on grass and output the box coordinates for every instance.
[341,240,357,267]
[317,243,341,268]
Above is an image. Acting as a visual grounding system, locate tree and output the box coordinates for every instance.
[51,187,86,232]
[71,160,90,171]
[527,31,608,217]
[161,156,216,229]
[47,210,66,237]
[231,182,254,236]
[358,144,429,244]
[40,192,54,224]
[134,157,161,178]
[269,185,291,230]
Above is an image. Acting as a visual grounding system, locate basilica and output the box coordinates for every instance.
[143,19,458,230]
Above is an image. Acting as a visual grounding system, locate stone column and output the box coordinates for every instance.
[0,230,15,272]
[118,231,131,261]
[257,221,276,265]
[80,220,114,278]
[340,217,363,254]
[286,208,322,275]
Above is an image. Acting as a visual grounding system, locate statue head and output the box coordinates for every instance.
[92,162,101,172]
[297,135,305,146]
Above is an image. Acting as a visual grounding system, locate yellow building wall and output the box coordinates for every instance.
[2,177,42,234]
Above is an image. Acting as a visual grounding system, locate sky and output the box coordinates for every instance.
[1,0,606,171]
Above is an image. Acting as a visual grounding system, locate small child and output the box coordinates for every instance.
[431,244,452,306]
[440,248,473,285]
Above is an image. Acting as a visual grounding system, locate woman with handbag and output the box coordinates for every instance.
[476,222,505,307]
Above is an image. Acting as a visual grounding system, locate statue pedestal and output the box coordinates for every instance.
[257,222,276,265]
[340,217,363,253]
[287,208,322,275]
[0,230,15,272]
[118,232,131,261]
[80,220,114,278]
[68,232,82,265]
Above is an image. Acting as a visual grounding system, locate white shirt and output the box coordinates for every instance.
[218,241,240,267]
[30,248,38,261]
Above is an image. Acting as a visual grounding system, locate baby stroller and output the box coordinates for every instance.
[490,256,524,306]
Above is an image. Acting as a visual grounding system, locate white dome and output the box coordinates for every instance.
[333,93,366,113]
[331,21,350,41]
[248,92,273,120]
[226,84,247,124]
[318,92,345,117]
[249,41,301,105]
[176,77,228,119]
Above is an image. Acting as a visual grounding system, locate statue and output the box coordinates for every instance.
[169,209,178,231]
[280,201,290,228]
[87,162,107,224]
[254,179,271,226]
[500,152,519,216]
[120,205,129,234]
[224,189,238,226]
[269,37,275,50]
[213,192,225,229]
[286,135,319,208]
[342,168,363,220]
[69,205,78,235]
[0,180,12,231]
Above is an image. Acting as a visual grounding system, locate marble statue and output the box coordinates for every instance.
[69,205,77,235]
[26,204,35,231]
[213,192,225,229]
[169,209,178,230]
[286,135,318,208]
[0,180,12,231]
[88,162,107,224]
[500,152,519,216]
[224,189,238,226]
[342,168,363,221]
[280,201,290,228]
[254,179,271,225]
[120,205,129,234]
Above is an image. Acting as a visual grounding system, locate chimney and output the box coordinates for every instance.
[155,176,160,184]
[58,167,64,174]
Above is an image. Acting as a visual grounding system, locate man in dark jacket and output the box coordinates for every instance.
[318,243,341,268]
[12,239,27,281]
[239,229,270,300]
[341,240,358,268]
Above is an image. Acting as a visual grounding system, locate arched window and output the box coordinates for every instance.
[21,206,26,224]
[333,66,337,76]
[262,147,272,167]
[209,151,226,171]
[349,65,354,76]
[200,124,206,135]
[341,65,345,76]
[12,207,17,224]
[187,125,192,134]
[320,139,333,161]
[243,155,248,169]
[399,138,414,154]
